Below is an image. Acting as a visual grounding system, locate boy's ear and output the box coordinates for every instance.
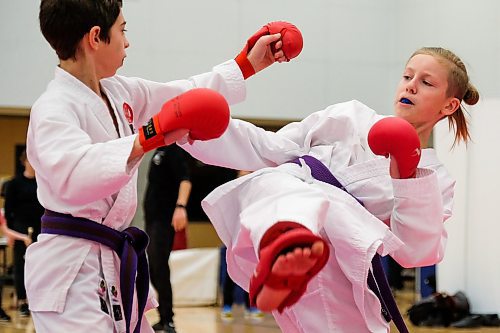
[88,26,101,48]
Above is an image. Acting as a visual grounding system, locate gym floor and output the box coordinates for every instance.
[1,285,499,333]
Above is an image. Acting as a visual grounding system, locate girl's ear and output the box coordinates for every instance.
[442,97,461,116]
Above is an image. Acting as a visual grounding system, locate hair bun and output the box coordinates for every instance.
[463,84,479,106]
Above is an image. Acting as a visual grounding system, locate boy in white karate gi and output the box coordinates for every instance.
[26,1,301,332]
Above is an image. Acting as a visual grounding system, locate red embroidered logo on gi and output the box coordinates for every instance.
[123,102,133,124]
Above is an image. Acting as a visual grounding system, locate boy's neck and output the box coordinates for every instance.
[60,57,101,95]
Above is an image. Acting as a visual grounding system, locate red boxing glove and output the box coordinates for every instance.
[235,21,304,79]
[138,88,230,152]
[367,117,421,179]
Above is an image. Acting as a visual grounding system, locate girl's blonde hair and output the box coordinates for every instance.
[410,47,479,146]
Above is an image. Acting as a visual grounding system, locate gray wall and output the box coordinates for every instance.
[435,98,500,314]
[4,1,500,118]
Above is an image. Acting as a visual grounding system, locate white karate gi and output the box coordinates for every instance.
[180,100,454,332]
[25,60,245,333]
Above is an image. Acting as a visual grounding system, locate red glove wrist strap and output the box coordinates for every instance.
[235,51,255,80]
[138,116,165,152]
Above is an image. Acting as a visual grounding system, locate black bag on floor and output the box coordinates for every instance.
[407,291,470,327]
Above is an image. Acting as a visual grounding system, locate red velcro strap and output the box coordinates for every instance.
[138,116,164,152]
[235,51,256,80]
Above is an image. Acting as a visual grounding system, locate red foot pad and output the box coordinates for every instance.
[249,228,330,313]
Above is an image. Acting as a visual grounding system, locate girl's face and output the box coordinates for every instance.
[394,54,459,128]
[96,10,129,78]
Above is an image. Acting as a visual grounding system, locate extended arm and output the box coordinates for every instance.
[179,118,302,171]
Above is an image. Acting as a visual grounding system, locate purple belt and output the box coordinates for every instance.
[290,155,409,333]
[41,210,149,333]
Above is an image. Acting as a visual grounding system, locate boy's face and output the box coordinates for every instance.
[97,10,129,78]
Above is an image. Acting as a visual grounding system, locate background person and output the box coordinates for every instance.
[3,151,43,317]
[143,145,192,333]
[220,170,263,323]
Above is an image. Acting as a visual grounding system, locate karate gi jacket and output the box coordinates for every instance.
[25,60,245,333]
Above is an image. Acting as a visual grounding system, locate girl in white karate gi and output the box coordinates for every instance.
[26,1,295,333]
[180,47,479,332]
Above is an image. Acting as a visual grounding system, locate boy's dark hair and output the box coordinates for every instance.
[39,0,123,60]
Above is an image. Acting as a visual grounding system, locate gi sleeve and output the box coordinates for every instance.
[388,168,449,267]
[114,60,246,129]
[180,100,382,172]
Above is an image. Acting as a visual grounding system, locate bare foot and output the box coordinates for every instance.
[256,241,325,311]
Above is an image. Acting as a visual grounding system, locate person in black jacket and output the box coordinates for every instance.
[0,180,12,322]
[3,151,44,317]
[143,145,192,333]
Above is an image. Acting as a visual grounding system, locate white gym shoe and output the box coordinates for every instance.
[245,307,264,322]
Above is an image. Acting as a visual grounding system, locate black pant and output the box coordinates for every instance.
[222,273,250,308]
[146,221,175,324]
[387,256,404,290]
[0,279,4,307]
[13,241,27,300]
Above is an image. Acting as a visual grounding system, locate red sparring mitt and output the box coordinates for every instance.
[235,21,304,79]
[138,88,230,152]
[367,117,421,179]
